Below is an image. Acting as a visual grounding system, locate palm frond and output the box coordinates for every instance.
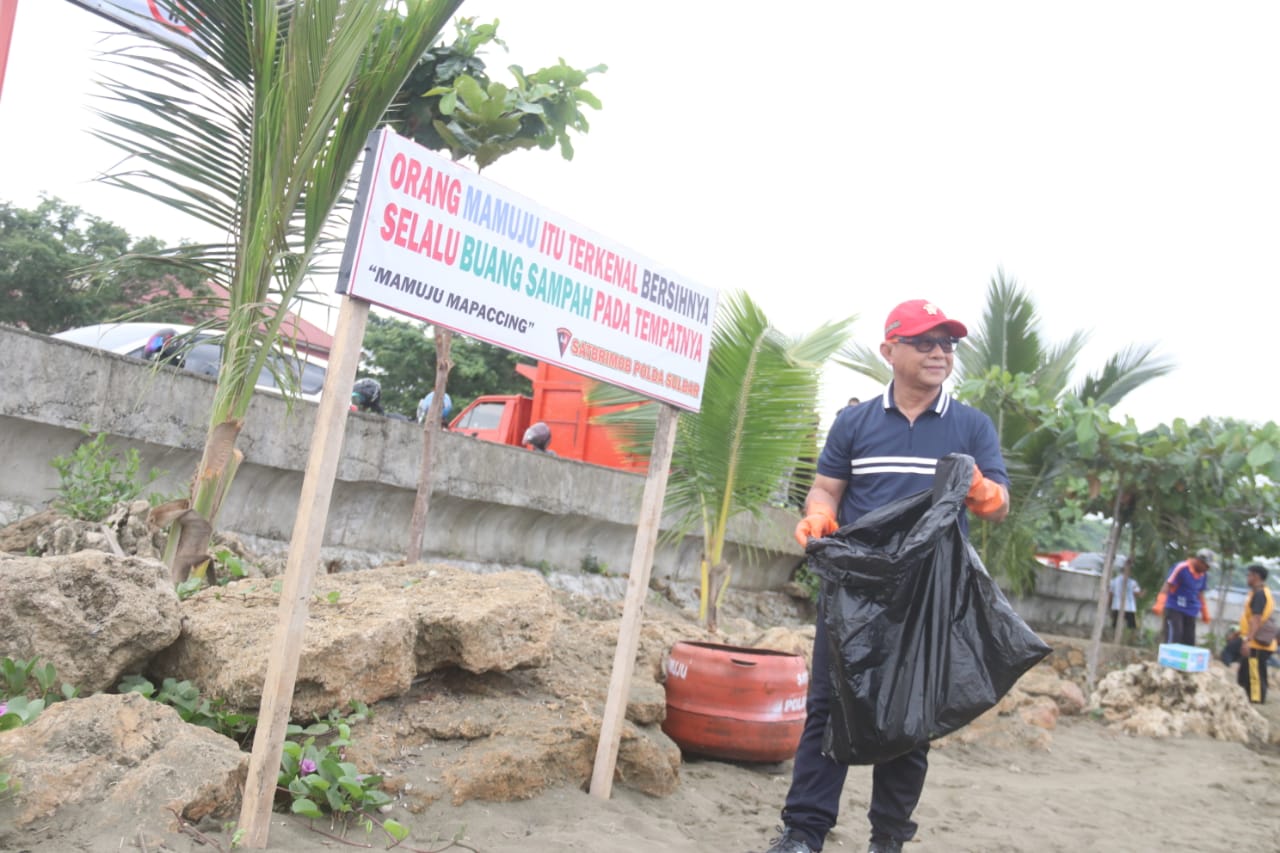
[1074,343,1176,407]
[589,290,853,563]
[957,271,1044,381]
[832,340,891,386]
[91,0,461,417]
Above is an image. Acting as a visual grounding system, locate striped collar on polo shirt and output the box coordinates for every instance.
[879,382,952,416]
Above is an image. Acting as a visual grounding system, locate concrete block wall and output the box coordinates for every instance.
[9,324,1233,636]
[0,324,802,589]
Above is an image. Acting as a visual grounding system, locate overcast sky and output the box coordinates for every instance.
[3,1,1277,430]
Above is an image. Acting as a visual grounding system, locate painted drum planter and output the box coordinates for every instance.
[661,640,808,762]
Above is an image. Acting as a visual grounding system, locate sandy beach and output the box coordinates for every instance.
[221,713,1279,853]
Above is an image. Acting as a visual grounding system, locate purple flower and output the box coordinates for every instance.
[299,758,317,774]
[0,702,7,716]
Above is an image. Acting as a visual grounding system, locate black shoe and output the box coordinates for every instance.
[763,825,816,853]
[867,839,903,853]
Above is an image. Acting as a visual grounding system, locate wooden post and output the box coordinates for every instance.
[237,296,369,848]
[406,327,452,563]
[589,403,679,799]
[1085,490,1126,696]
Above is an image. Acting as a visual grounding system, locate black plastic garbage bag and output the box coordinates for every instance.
[808,453,1051,766]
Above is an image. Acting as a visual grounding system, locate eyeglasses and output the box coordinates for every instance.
[895,335,960,354]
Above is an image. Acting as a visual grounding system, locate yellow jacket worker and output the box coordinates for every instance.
[1237,564,1276,704]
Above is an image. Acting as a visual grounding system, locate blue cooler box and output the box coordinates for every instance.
[1157,643,1209,672]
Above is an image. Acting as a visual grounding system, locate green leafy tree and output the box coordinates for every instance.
[1033,402,1280,691]
[357,314,534,419]
[591,291,854,631]
[391,17,605,166]
[0,197,201,333]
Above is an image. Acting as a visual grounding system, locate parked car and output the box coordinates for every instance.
[52,322,328,402]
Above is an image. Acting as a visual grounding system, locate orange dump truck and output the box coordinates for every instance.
[448,362,649,473]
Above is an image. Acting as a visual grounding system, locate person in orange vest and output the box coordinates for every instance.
[1155,548,1214,646]
[1237,564,1276,704]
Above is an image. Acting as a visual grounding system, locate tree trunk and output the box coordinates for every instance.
[407,328,453,563]
[705,559,730,634]
[1086,490,1126,695]
[159,418,245,583]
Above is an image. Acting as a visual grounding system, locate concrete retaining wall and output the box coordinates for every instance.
[0,325,802,589]
[7,325,1238,636]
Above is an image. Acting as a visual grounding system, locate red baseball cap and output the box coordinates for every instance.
[883,299,968,340]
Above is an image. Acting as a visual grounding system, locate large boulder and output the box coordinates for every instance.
[1,501,169,560]
[1015,666,1087,715]
[151,563,559,718]
[0,551,182,692]
[1090,660,1269,744]
[0,692,246,849]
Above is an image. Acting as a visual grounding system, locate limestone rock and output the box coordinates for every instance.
[627,677,667,726]
[0,508,61,554]
[0,692,246,846]
[0,551,182,692]
[1018,696,1060,730]
[1090,661,1269,744]
[151,563,559,718]
[1016,666,1087,715]
[615,720,682,797]
[30,500,166,559]
[752,625,816,670]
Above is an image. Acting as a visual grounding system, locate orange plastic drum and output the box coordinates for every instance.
[661,640,808,762]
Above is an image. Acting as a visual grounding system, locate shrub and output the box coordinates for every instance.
[117,674,257,743]
[0,657,79,730]
[278,703,409,842]
[50,429,162,522]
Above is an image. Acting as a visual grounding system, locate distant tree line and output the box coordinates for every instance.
[0,197,206,333]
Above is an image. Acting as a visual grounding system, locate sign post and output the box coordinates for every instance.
[589,402,679,797]
[238,127,717,846]
[237,296,369,847]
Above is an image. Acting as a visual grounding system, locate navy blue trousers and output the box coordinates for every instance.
[781,598,929,850]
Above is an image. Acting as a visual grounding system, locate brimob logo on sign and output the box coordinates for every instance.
[557,327,573,357]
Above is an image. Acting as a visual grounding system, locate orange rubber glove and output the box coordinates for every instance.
[1200,594,1211,623]
[794,504,838,546]
[965,464,1006,518]
[1151,591,1167,615]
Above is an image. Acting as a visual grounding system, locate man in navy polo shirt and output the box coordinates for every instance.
[763,299,1010,853]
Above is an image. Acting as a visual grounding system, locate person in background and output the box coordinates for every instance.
[1108,563,1142,632]
[762,299,1010,853]
[1158,548,1214,645]
[417,391,452,426]
[351,378,384,414]
[522,422,555,455]
[834,397,861,419]
[1237,564,1276,703]
[352,378,412,421]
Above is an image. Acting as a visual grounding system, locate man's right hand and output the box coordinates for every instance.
[794,504,838,546]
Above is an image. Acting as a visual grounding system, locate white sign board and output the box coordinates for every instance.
[338,128,716,412]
